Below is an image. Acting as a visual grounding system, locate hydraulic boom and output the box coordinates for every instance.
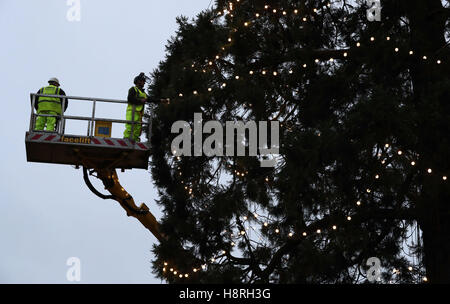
[83,167,165,242]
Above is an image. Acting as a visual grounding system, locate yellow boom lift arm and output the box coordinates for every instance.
[83,167,165,242]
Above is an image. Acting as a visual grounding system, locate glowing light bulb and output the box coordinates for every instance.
[395,47,399,52]
[302,232,307,236]
[411,161,416,166]
[370,37,375,41]
[343,52,348,57]
[409,51,414,55]
[443,176,447,181]
[316,229,321,234]
[356,42,361,47]
[437,60,441,64]
[356,201,361,206]
[347,216,352,221]
[275,229,280,233]
[375,175,379,179]
[398,150,402,155]
[332,225,337,230]
[288,232,293,237]
[427,168,432,174]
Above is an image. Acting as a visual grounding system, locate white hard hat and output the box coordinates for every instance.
[48,77,60,85]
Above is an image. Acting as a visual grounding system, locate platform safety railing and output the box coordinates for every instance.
[29,93,152,143]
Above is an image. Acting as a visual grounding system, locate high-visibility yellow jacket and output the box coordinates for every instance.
[36,85,67,114]
[126,86,147,113]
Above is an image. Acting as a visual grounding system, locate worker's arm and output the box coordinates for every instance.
[59,88,68,112]
[146,97,170,105]
[127,87,145,106]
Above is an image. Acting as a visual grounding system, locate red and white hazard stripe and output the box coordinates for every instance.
[27,133,60,143]
[26,132,149,151]
[90,137,149,150]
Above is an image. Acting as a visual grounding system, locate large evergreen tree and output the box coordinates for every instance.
[145,0,449,283]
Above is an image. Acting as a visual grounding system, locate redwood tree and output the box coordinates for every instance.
[146,0,450,283]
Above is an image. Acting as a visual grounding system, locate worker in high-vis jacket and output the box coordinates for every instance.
[34,77,68,131]
[123,73,169,142]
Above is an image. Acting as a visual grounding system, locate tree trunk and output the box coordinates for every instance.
[405,0,450,283]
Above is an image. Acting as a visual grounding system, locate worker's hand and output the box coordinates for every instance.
[161,98,170,105]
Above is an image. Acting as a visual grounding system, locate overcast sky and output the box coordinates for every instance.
[0,0,211,284]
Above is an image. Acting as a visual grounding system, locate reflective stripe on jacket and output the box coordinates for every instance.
[37,85,62,114]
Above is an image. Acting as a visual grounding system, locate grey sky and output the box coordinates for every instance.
[0,0,211,284]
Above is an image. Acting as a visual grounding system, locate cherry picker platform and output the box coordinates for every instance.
[25,93,165,242]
